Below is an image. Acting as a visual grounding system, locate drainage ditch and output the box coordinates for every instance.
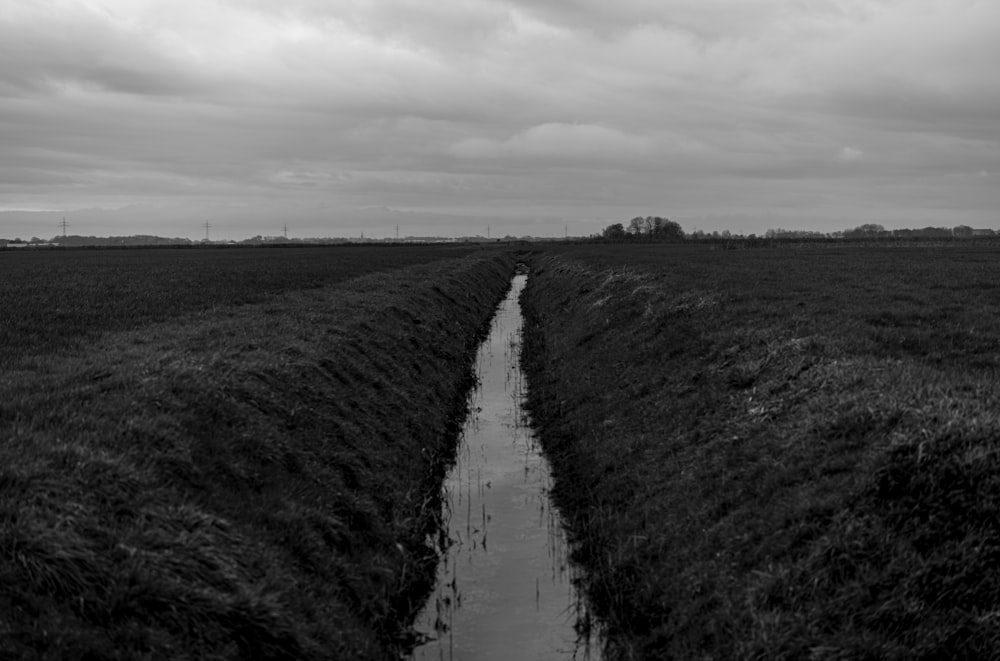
[409,273,601,661]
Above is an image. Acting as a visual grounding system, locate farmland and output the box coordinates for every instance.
[0,245,480,366]
[0,245,514,659]
[521,244,1000,659]
[6,240,1000,659]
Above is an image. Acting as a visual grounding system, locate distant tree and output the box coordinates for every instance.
[649,217,684,240]
[622,216,684,241]
[765,228,831,240]
[627,217,645,236]
[602,223,627,241]
[844,223,887,239]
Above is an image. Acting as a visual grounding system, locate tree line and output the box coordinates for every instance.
[600,216,685,242]
[596,219,997,243]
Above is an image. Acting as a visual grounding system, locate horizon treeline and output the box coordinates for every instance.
[4,221,999,248]
[598,219,998,242]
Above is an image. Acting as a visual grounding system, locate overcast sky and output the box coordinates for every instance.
[2,0,998,239]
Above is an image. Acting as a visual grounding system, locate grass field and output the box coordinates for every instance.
[521,244,1000,659]
[0,246,514,659]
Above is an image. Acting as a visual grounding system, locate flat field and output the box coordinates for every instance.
[0,245,479,366]
[0,245,514,659]
[521,244,1000,659]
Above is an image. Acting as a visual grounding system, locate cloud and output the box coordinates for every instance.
[451,123,654,165]
[791,1,1000,126]
[838,146,864,163]
[1,0,999,238]
[0,2,219,98]
[506,0,790,39]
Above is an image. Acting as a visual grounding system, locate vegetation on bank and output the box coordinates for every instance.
[0,249,514,659]
[521,245,1000,659]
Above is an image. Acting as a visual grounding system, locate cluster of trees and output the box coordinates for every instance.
[53,235,196,247]
[839,224,995,240]
[0,235,199,247]
[763,228,831,240]
[755,225,996,241]
[600,216,684,242]
[593,218,998,245]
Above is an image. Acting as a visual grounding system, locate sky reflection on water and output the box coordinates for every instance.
[410,274,600,661]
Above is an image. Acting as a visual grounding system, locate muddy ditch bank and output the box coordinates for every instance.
[0,252,515,659]
[519,250,1000,659]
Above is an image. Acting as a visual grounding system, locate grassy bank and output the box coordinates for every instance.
[521,246,1000,659]
[0,250,514,659]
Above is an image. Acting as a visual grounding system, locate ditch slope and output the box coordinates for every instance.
[521,250,1000,660]
[0,251,514,659]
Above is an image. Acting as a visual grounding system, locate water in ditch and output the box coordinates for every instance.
[409,273,601,661]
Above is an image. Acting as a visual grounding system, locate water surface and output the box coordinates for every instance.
[410,274,600,661]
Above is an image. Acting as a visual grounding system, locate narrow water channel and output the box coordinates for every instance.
[410,273,601,661]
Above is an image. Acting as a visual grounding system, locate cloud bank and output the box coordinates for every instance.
[1,0,998,238]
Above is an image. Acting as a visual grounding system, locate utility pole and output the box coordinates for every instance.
[395,224,399,241]
[487,224,490,239]
[59,217,69,237]
[283,223,288,239]
[564,224,568,241]
[203,221,211,242]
